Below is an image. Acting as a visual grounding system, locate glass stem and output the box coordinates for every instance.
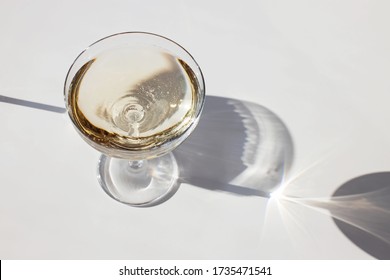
[129,160,144,170]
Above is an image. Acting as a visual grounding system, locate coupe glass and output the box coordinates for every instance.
[64,32,205,206]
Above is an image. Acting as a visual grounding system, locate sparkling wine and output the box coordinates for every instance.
[66,46,202,156]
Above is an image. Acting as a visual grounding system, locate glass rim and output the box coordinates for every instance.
[64,31,205,104]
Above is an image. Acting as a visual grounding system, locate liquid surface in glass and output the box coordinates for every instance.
[67,46,201,151]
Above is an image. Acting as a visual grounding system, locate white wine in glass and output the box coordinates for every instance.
[64,32,205,206]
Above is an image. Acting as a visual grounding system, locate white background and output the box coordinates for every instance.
[0,0,389,259]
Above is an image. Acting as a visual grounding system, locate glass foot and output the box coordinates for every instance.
[98,152,179,207]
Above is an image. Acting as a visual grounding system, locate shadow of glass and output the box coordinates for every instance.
[174,95,294,198]
[329,173,390,259]
[288,172,390,259]
[0,94,66,113]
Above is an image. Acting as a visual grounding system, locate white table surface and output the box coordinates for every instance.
[1,0,389,259]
